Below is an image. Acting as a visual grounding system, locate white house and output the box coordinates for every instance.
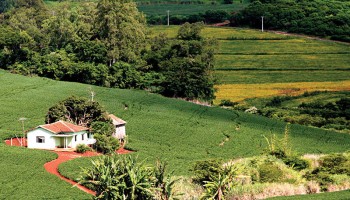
[109,114,126,141]
[27,121,95,150]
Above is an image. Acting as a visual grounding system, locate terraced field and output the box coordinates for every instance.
[150,26,350,103]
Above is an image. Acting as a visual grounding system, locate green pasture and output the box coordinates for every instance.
[269,190,350,200]
[150,26,350,84]
[215,70,350,84]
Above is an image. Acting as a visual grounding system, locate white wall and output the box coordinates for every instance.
[113,125,126,140]
[27,128,56,149]
[70,131,91,148]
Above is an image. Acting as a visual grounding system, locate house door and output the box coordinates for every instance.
[58,138,65,148]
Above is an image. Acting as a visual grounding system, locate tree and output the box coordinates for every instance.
[150,22,217,102]
[94,0,147,65]
[45,96,109,127]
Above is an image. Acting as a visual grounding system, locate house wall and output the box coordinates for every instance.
[27,128,56,149]
[70,131,92,148]
[113,125,126,139]
[27,128,93,149]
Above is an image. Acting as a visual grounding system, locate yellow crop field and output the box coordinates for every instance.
[214,80,350,104]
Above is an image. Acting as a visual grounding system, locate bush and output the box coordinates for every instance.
[76,144,91,154]
[93,134,119,154]
[321,154,349,175]
[258,163,284,183]
[219,99,238,107]
[191,159,223,185]
[282,156,310,171]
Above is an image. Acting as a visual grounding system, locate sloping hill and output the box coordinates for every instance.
[1,69,350,174]
[1,69,350,198]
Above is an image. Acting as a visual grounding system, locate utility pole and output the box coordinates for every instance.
[167,10,170,26]
[19,117,27,146]
[261,16,264,32]
[89,87,95,102]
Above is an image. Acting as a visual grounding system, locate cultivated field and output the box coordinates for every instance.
[149,26,350,103]
[1,69,350,175]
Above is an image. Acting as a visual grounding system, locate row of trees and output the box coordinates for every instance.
[230,0,350,42]
[147,10,230,25]
[0,0,216,102]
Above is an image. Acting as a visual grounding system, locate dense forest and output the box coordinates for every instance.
[0,0,216,101]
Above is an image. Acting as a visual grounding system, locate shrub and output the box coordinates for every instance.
[282,156,310,171]
[93,134,119,154]
[258,163,284,183]
[76,144,91,154]
[219,99,238,107]
[320,153,349,175]
[191,159,223,185]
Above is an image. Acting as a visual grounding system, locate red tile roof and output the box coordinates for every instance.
[109,114,126,126]
[39,121,88,134]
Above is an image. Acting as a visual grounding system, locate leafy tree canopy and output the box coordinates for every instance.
[45,96,110,127]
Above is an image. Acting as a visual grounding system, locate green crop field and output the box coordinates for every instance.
[150,26,350,85]
[0,146,91,199]
[1,69,350,196]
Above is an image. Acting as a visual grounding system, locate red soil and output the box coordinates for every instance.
[116,148,134,154]
[5,137,27,147]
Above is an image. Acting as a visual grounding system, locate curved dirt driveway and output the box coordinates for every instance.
[44,151,99,196]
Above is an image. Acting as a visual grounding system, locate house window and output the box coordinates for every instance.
[75,135,77,141]
[82,134,84,140]
[36,136,45,143]
[87,132,90,139]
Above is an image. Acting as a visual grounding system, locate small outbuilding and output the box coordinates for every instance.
[27,121,95,150]
[109,114,127,141]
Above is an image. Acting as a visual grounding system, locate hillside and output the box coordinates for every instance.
[1,70,349,198]
[149,26,350,103]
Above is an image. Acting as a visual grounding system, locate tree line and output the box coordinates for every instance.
[0,0,216,102]
[232,0,350,42]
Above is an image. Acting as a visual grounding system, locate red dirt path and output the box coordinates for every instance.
[44,151,99,196]
[4,138,133,196]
